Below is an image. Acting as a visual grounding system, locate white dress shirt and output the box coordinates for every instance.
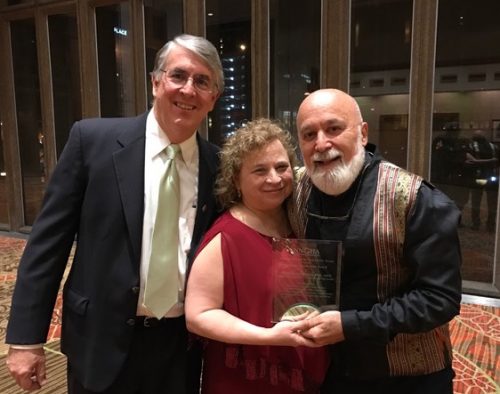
[137,111,199,317]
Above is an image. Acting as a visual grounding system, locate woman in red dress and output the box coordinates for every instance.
[185,119,329,393]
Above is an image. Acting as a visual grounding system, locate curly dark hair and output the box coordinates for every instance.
[215,118,299,210]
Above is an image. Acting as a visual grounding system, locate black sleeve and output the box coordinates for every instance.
[6,121,86,344]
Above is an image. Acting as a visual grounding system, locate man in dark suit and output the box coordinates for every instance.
[5,34,223,394]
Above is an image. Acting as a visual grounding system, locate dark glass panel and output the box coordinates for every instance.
[206,0,251,146]
[0,118,7,224]
[433,0,500,284]
[11,19,44,225]
[96,4,134,117]
[350,0,413,168]
[270,0,320,141]
[48,13,82,156]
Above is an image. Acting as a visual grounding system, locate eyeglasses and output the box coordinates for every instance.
[160,68,216,93]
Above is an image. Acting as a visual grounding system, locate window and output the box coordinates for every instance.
[350,0,413,169]
[206,0,251,146]
[270,0,320,141]
[96,3,134,117]
[11,18,44,225]
[48,13,81,156]
[432,0,500,289]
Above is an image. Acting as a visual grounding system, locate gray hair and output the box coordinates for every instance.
[151,34,225,95]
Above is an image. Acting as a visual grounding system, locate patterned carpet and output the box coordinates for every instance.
[0,235,499,393]
[0,236,67,394]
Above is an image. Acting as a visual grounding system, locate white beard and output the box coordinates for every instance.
[308,143,366,196]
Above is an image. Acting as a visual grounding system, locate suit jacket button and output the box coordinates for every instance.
[131,286,140,294]
[126,318,136,326]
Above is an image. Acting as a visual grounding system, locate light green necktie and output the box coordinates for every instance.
[144,144,181,318]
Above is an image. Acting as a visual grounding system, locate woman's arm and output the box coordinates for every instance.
[185,234,317,347]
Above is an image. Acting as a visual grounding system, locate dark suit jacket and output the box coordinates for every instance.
[6,112,220,391]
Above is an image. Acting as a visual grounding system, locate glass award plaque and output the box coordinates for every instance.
[271,238,342,322]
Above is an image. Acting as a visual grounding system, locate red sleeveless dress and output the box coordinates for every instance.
[195,212,329,394]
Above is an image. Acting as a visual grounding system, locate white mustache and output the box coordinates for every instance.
[312,149,342,163]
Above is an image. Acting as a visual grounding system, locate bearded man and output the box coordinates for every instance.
[292,89,462,394]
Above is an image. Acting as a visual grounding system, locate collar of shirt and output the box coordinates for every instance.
[145,111,197,165]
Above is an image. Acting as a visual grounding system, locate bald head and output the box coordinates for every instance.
[297,89,363,127]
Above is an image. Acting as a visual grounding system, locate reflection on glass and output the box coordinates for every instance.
[433,0,500,284]
[48,13,81,156]
[0,118,7,224]
[96,4,134,117]
[144,0,182,107]
[350,0,412,168]
[206,0,251,146]
[270,0,320,139]
[11,19,44,225]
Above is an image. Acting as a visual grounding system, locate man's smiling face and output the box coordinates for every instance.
[297,89,368,195]
[151,45,219,143]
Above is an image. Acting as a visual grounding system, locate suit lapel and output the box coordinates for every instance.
[113,113,147,264]
[111,122,219,268]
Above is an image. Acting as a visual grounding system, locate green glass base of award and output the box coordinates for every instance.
[279,302,320,320]
[271,238,342,323]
